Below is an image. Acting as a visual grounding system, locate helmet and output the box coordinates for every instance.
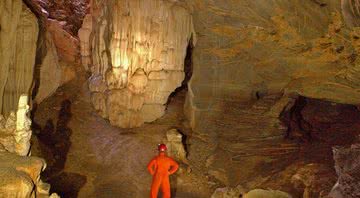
[158,144,167,152]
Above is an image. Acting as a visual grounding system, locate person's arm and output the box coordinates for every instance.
[147,158,157,175]
[168,159,179,175]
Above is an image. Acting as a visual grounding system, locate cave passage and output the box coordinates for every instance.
[281,96,360,159]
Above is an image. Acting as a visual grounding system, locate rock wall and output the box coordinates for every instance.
[0,0,38,115]
[83,0,195,128]
[21,0,80,104]
[185,0,360,132]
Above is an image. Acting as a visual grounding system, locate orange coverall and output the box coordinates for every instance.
[147,152,179,198]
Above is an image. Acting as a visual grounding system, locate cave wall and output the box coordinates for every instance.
[185,0,360,131]
[0,0,38,115]
[82,0,195,128]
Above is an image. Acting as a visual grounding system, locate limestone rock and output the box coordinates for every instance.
[0,95,32,156]
[184,0,360,133]
[243,189,292,198]
[0,151,55,198]
[0,0,38,115]
[5,113,17,131]
[105,68,128,90]
[47,19,80,63]
[89,75,107,93]
[35,32,62,103]
[291,163,334,198]
[0,115,5,129]
[128,70,148,94]
[91,92,107,118]
[87,0,195,128]
[141,105,166,123]
[329,142,360,198]
[14,95,32,156]
[211,185,245,198]
[164,129,188,164]
[78,14,93,70]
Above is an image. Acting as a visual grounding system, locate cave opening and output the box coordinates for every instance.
[276,96,360,196]
[280,95,360,159]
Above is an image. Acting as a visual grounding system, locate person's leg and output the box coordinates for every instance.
[160,176,171,198]
[150,176,162,198]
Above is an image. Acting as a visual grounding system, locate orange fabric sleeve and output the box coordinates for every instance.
[147,158,157,175]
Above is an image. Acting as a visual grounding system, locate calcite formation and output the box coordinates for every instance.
[0,0,38,116]
[82,0,195,128]
[0,97,32,157]
[164,129,188,164]
[78,14,93,71]
[0,95,58,197]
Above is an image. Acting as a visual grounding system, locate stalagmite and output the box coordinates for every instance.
[15,95,32,156]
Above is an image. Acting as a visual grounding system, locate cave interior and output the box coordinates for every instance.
[0,0,360,198]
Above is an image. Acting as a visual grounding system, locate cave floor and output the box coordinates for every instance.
[31,73,212,198]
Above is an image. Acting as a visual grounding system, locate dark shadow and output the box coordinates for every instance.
[166,37,194,106]
[48,172,87,198]
[281,96,312,142]
[33,99,86,196]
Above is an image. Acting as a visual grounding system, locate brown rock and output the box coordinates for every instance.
[47,19,80,63]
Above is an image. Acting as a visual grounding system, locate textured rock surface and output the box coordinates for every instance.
[185,0,360,131]
[0,96,32,156]
[0,0,38,115]
[47,19,80,64]
[178,1,360,196]
[329,140,360,198]
[164,129,188,164]
[84,0,195,128]
[0,151,59,198]
[34,32,62,103]
[0,95,58,197]
[7,0,79,105]
[211,185,245,198]
[32,0,89,36]
[78,14,92,71]
[243,189,292,198]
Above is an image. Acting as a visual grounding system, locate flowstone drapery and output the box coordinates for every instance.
[81,0,195,128]
[0,0,38,116]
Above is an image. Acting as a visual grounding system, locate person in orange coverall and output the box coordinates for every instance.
[147,144,179,198]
